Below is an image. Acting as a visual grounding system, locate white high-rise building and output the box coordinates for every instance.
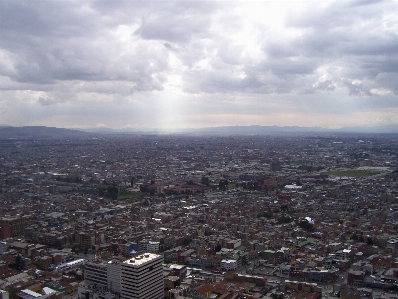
[120,253,163,299]
[84,262,108,288]
[107,260,121,294]
[0,290,10,299]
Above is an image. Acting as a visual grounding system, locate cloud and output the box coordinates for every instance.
[342,79,371,96]
[375,73,398,94]
[312,80,336,92]
[0,1,170,91]
[38,97,57,106]
[134,2,215,43]
[0,0,397,129]
[370,88,391,96]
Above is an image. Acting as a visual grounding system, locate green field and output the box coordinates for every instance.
[98,184,144,201]
[322,169,379,177]
[117,193,140,200]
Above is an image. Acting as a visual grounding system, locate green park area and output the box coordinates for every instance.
[322,169,380,177]
[97,184,143,201]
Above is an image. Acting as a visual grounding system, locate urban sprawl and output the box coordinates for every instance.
[0,134,398,299]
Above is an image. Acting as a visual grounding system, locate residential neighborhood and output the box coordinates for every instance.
[0,133,397,299]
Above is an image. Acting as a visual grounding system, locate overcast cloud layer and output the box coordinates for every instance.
[1,0,398,130]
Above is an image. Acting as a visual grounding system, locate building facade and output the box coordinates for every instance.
[120,253,163,299]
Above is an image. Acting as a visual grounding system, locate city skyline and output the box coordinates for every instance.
[1,0,398,131]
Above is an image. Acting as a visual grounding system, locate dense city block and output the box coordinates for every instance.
[0,134,398,299]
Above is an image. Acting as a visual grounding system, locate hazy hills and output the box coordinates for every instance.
[190,124,398,135]
[1,124,398,139]
[0,126,91,139]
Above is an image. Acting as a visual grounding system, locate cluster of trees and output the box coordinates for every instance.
[240,181,259,190]
[219,179,229,191]
[9,255,25,271]
[277,215,292,224]
[107,185,118,200]
[71,244,82,254]
[98,185,119,200]
[200,177,231,190]
[351,232,373,245]
[257,211,273,219]
[388,169,398,181]
[56,175,82,183]
[71,244,89,255]
[139,184,155,195]
[201,176,210,186]
[297,219,314,232]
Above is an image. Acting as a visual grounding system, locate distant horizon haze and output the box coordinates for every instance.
[1,124,398,136]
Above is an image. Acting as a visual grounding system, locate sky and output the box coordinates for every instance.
[0,0,398,131]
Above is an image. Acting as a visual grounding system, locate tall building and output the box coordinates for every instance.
[84,262,108,289]
[107,260,121,294]
[120,253,163,299]
[0,290,9,299]
[78,254,163,299]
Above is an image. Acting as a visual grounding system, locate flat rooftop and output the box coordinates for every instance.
[123,253,162,266]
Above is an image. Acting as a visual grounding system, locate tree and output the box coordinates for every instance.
[201,176,210,186]
[219,179,228,191]
[107,185,118,200]
[281,204,289,212]
[182,238,192,246]
[366,237,373,245]
[140,184,150,193]
[351,233,358,241]
[72,244,82,254]
[254,181,259,190]
[277,215,292,224]
[298,219,314,232]
[257,212,273,219]
[14,255,24,271]
[359,234,365,243]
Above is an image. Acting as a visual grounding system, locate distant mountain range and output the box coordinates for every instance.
[187,124,398,135]
[335,124,398,134]
[0,126,91,139]
[1,124,398,139]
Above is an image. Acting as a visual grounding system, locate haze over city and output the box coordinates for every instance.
[0,0,398,131]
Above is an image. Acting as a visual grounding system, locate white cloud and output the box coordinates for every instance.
[0,0,397,130]
[370,88,392,96]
